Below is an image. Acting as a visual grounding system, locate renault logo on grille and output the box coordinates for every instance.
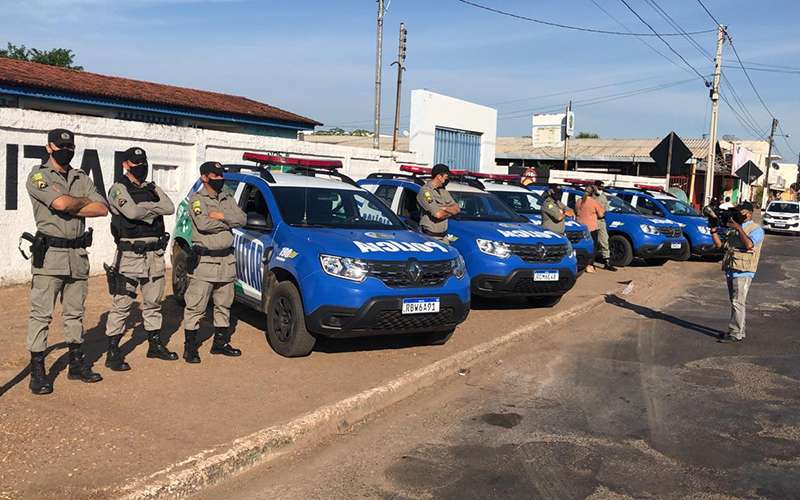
[407,260,422,282]
[536,243,547,259]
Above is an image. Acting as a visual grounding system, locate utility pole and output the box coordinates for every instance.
[761,117,779,209]
[391,23,407,152]
[703,24,726,206]
[562,101,572,171]
[373,0,386,149]
[665,132,674,189]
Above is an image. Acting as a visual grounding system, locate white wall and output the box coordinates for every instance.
[409,90,499,172]
[0,108,421,285]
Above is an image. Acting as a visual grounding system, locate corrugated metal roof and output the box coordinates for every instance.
[496,137,713,161]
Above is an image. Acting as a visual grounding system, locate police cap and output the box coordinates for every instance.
[47,128,75,148]
[122,147,148,165]
[199,161,225,176]
[431,163,450,178]
[738,201,754,212]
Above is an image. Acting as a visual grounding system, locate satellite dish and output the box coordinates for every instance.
[668,187,689,202]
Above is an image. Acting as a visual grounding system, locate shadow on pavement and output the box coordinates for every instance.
[604,294,725,339]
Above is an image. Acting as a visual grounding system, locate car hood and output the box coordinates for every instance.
[286,227,458,261]
[667,214,709,230]
[451,220,568,245]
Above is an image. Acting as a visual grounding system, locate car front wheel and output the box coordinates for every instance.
[265,281,316,357]
[609,235,634,267]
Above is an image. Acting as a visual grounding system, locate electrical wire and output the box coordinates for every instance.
[454,0,717,37]
[722,65,800,75]
[617,0,710,84]
[695,0,722,27]
[726,35,775,119]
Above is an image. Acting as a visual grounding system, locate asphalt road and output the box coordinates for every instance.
[202,233,800,499]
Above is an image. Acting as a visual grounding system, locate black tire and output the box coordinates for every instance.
[265,281,316,357]
[609,235,634,267]
[644,258,669,266]
[171,242,189,305]
[675,240,691,261]
[421,329,455,346]
[526,295,562,307]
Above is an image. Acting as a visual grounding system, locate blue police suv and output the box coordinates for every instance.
[358,166,578,305]
[171,153,470,357]
[479,174,594,272]
[608,187,718,260]
[529,184,688,267]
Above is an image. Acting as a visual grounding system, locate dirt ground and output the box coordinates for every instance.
[0,259,715,499]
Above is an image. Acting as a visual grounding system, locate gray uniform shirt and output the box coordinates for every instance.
[108,181,175,278]
[595,191,609,211]
[189,186,246,283]
[26,159,107,278]
[541,196,567,234]
[417,180,456,235]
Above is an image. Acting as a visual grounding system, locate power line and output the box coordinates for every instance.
[726,34,775,119]
[644,0,713,60]
[455,0,716,37]
[695,0,722,27]
[719,94,767,140]
[617,0,710,84]
[722,65,800,75]
[778,123,797,157]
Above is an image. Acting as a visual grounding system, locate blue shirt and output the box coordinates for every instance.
[726,221,764,279]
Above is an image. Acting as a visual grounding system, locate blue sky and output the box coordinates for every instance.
[1,0,798,159]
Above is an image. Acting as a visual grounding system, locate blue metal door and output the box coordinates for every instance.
[434,127,482,172]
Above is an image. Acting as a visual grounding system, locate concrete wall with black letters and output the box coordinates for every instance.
[0,108,422,285]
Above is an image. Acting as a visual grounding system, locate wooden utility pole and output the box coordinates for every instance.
[562,101,571,170]
[761,117,779,209]
[373,0,385,149]
[391,23,407,152]
[665,132,674,189]
[703,24,726,206]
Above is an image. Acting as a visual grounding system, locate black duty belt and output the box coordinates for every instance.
[40,230,93,249]
[192,245,234,257]
[422,228,447,238]
[117,233,170,254]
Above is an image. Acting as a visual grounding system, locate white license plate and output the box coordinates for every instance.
[402,298,440,315]
[670,242,682,249]
[773,223,786,228]
[533,270,559,281]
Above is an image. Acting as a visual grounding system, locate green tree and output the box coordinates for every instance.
[576,132,599,139]
[0,43,83,70]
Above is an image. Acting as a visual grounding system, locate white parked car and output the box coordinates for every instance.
[763,201,800,234]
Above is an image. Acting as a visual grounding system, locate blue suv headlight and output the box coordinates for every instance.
[319,254,369,282]
[476,239,512,259]
[639,224,660,235]
[451,255,466,279]
[566,240,575,259]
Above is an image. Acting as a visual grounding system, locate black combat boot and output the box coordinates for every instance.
[210,326,241,357]
[183,330,201,364]
[29,351,53,395]
[146,330,178,361]
[67,343,103,383]
[104,335,131,372]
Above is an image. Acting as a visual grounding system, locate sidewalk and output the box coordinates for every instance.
[0,259,715,499]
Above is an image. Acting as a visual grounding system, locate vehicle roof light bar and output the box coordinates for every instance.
[633,183,665,192]
[365,172,425,185]
[223,163,276,183]
[399,165,431,174]
[243,152,343,169]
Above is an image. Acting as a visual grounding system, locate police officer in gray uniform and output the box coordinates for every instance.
[182,162,246,363]
[104,147,177,371]
[417,164,460,242]
[25,129,109,395]
[540,185,572,235]
[593,180,616,271]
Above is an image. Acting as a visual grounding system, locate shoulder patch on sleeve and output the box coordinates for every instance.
[110,187,122,200]
[31,172,48,190]
[117,197,127,207]
[423,190,433,203]
[191,199,202,215]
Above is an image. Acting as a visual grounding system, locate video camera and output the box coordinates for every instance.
[702,204,743,228]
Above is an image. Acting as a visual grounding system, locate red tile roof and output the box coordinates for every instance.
[0,57,321,127]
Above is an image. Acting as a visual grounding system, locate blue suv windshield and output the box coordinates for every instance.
[661,198,700,216]
[451,191,529,222]
[271,186,406,229]
[492,190,543,215]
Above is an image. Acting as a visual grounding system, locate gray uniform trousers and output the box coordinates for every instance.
[726,275,752,339]
[183,279,234,331]
[105,272,166,336]
[597,219,610,260]
[28,276,88,352]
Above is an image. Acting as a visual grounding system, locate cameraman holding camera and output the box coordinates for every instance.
[710,201,764,343]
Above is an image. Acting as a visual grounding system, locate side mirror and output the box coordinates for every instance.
[654,210,664,217]
[245,212,271,231]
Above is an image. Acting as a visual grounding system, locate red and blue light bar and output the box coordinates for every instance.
[243,152,343,169]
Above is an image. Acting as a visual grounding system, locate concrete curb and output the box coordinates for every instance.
[119,293,609,500]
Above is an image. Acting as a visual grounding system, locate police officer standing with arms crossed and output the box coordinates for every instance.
[182,162,246,363]
[25,129,109,395]
[104,147,177,371]
[710,201,764,343]
[417,164,460,243]
[540,184,573,235]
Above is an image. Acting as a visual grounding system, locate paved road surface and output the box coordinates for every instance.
[204,234,800,499]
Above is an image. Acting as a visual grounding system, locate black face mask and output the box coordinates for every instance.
[551,189,562,200]
[51,148,74,167]
[129,163,149,183]
[732,211,747,224]
[208,178,225,193]
[442,179,450,187]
